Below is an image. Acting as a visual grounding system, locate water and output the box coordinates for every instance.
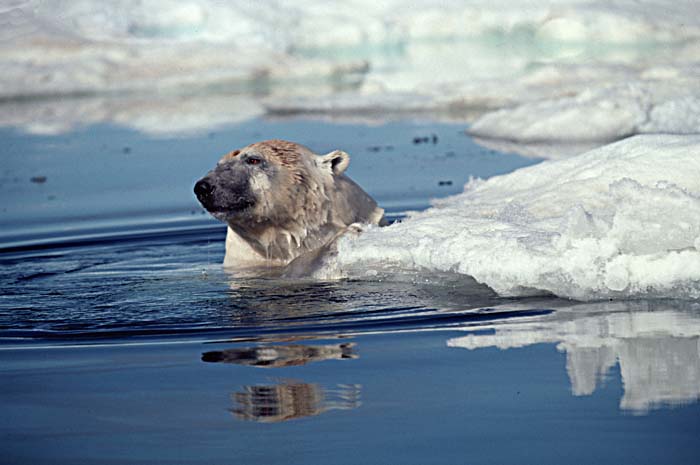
[0,117,539,340]
[1,116,699,464]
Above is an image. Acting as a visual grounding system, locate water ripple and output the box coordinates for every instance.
[0,226,559,345]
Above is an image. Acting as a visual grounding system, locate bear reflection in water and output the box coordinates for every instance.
[202,342,360,422]
[232,382,361,423]
[202,343,357,368]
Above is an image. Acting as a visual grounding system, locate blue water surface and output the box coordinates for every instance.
[1,116,699,465]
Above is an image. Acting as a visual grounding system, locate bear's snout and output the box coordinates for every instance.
[194,172,256,214]
[194,178,215,209]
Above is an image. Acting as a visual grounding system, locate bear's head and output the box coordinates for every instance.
[194,139,350,229]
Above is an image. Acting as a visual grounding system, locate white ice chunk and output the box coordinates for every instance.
[331,135,700,300]
[468,73,700,143]
[468,85,650,142]
[642,96,700,134]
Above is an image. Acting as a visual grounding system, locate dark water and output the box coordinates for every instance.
[1,118,699,464]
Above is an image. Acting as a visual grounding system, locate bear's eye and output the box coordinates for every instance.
[246,157,262,166]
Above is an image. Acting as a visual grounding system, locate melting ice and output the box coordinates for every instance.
[332,135,700,300]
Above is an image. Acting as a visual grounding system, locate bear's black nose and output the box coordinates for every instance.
[194,179,214,206]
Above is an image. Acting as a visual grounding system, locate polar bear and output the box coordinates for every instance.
[194,139,385,274]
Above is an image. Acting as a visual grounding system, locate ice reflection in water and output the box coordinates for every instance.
[448,301,700,414]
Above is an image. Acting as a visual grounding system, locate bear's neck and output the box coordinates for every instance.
[228,214,339,263]
[227,179,349,264]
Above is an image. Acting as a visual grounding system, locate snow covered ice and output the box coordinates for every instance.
[331,135,700,300]
[2,1,700,140]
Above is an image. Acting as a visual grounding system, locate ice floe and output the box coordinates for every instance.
[330,134,700,300]
[467,70,700,142]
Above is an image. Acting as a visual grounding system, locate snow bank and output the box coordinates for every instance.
[330,135,700,300]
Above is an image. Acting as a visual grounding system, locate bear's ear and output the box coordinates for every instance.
[319,150,350,176]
